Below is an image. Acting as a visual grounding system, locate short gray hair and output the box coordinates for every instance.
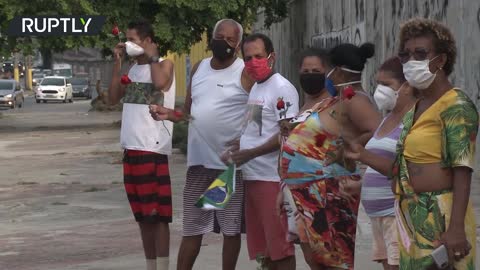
[213,19,243,45]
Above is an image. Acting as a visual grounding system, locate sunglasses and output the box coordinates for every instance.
[397,48,432,64]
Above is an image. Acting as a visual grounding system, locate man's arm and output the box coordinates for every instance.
[150,59,174,92]
[230,117,292,166]
[108,43,127,105]
[230,131,281,166]
[240,68,255,93]
[149,61,201,123]
[250,131,281,157]
[182,61,201,116]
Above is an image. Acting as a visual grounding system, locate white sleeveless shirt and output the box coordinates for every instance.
[120,59,176,155]
[187,57,248,169]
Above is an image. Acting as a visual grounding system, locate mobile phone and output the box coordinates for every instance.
[431,245,449,269]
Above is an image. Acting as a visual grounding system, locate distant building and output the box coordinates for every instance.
[52,48,112,88]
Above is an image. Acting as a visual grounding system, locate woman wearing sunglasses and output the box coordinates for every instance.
[392,18,478,269]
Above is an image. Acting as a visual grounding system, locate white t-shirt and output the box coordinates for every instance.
[120,60,176,155]
[240,73,299,181]
[187,57,249,169]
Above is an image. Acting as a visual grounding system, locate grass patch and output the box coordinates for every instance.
[83,187,107,192]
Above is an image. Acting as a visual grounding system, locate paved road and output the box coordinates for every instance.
[1,94,94,113]
[0,99,477,270]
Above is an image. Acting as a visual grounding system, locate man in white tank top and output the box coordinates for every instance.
[107,19,175,270]
[149,19,254,270]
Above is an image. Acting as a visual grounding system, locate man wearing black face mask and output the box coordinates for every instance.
[150,18,254,270]
[210,35,236,61]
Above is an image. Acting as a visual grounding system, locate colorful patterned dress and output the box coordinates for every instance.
[280,97,361,270]
[393,89,478,270]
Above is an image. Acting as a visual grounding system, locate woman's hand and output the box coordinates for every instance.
[324,147,357,172]
[338,178,362,203]
[280,121,294,137]
[440,227,472,262]
[343,140,365,161]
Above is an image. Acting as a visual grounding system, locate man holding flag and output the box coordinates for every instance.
[149,18,253,270]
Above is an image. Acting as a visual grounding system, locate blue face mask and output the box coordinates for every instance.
[324,67,363,97]
[325,68,337,96]
[325,78,337,96]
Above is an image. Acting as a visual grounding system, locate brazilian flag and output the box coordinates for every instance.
[196,165,236,210]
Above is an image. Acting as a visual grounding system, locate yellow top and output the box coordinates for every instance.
[403,89,478,169]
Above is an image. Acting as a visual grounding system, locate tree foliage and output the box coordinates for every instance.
[0,0,289,59]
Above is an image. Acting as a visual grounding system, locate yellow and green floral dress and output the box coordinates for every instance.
[393,89,478,270]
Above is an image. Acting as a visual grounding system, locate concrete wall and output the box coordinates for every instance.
[253,0,480,103]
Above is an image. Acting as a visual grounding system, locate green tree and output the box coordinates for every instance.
[0,0,289,64]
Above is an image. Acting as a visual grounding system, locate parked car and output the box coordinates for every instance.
[43,69,53,76]
[32,72,45,85]
[2,61,25,77]
[74,72,89,79]
[0,79,24,109]
[35,76,73,103]
[71,77,92,99]
[2,61,13,73]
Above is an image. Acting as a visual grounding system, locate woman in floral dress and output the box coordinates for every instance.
[392,19,478,270]
[278,43,380,270]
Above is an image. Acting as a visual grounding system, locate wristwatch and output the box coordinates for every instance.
[149,55,160,64]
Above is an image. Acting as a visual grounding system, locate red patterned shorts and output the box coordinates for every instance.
[123,150,172,223]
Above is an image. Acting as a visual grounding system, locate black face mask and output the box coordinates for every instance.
[210,39,236,61]
[299,73,326,95]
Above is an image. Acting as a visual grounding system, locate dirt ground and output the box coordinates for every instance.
[0,98,479,270]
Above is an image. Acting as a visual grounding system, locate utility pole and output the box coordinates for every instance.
[13,51,19,83]
[25,55,33,91]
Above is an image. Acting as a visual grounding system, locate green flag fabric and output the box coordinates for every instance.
[196,164,236,210]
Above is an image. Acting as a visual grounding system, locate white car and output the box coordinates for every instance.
[36,76,73,103]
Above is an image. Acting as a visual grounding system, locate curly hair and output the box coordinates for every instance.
[399,18,456,75]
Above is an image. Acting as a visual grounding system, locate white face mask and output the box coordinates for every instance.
[374,84,400,111]
[402,55,439,90]
[125,41,145,56]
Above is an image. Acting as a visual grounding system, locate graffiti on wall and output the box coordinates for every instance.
[310,22,365,49]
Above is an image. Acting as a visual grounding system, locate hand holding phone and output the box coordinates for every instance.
[431,245,449,269]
